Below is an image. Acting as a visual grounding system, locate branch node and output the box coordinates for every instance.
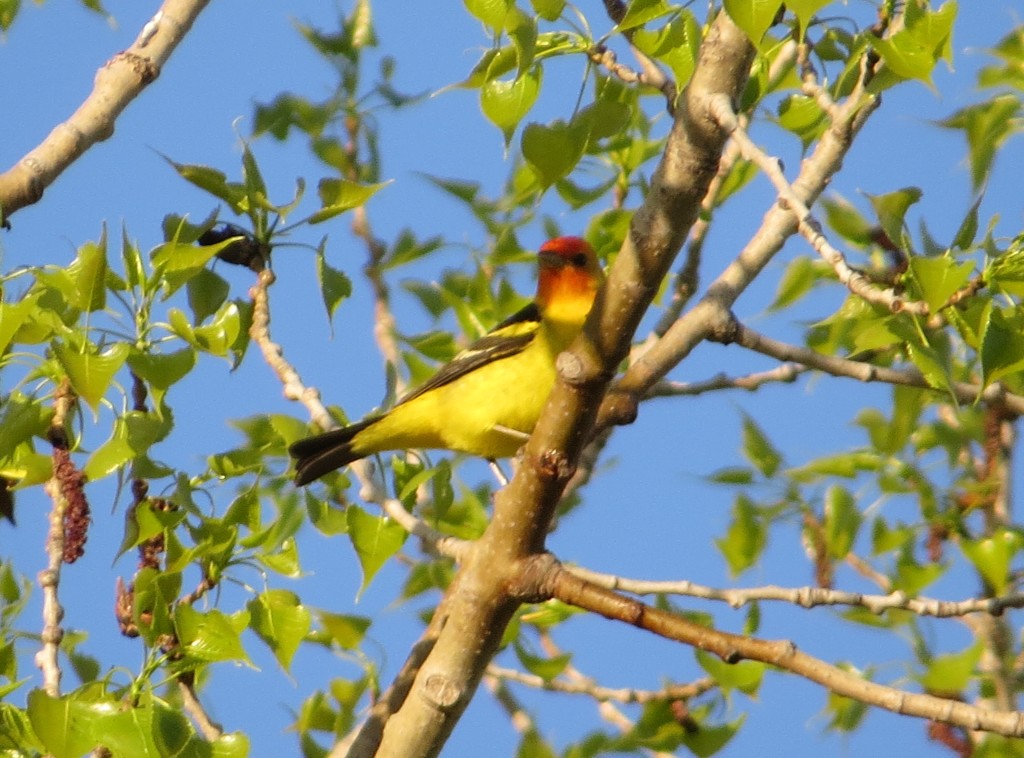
[707,309,739,344]
[555,350,586,384]
[421,673,463,712]
[536,449,576,483]
[113,51,161,86]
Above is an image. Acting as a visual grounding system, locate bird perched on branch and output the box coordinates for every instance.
[290,236,603,485]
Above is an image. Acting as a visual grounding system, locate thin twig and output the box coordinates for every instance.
[179,676,224,740]
[727,321,1024,416]
[487,664,715,704]
[550,565,1024,738]
[35,380,77,696]
[567,564,1024,618]
[708,94,929,316]
[249,266,469,560]
[647,363,805,398]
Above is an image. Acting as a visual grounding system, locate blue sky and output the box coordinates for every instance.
[2,1,1023,756]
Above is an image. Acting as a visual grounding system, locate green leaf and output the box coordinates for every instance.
[907,255,975,313]
[961,529,1022,594]
[318,612,371,650]
[0,0,21,32]
[346,505,407,595]
[514,641,571,681]
[724,0,783,46]
[96,703,162,757]
[247,589,312,671]
[823,485,861,558]
[0,701,41,751]
[517,729,557,758]
[309,179,390,225]
[82,425,134,481]
[919,642,982,695]
[770,256,822,310]
[617,0,674,32]
[150,239,223,298]
[186,268,230,324]
[464,0,512,29]
[168,302,242,359]
[521,119,588,187]
[893,546,944,595]
[27,690,116,758]
[0,292,42,355]
[980,305,1024,386]
[870,0,956,88]
[0,392,51,461]
[165,158,246,212]
[240,141,269,222]
[822,196,873,246]
[951,196,982,251]
[175,605,251,665]
[866,187,922,252]
[505,6,537,77]
[825,665,871,731]
[530,0,564,21]
[785,0,830,38]
[905,341,952,393]
[632,12,701,87]
[707,466,755,485]
[695,649,764,694]
[316,244,353,328]
[939,95,1021,190]
[53,341,130,414]
[69,232,107,313]
[740,413,782,476]
[715,493,766,576]
[776,94,827,148]
[127,348,196,390]
[480,66,542,146]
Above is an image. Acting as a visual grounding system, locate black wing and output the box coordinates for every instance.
[397,302,541,405]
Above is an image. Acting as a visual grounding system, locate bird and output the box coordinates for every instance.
[290,236,603,485]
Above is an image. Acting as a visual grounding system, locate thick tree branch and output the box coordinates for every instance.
[0,0,212,220]
[364,13,756,758]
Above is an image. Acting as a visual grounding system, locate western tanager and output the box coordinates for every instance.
[290,236,603,485]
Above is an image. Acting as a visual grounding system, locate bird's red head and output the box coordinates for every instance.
[536,236,603,320]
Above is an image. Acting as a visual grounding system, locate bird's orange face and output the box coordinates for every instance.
[536,236,603,312]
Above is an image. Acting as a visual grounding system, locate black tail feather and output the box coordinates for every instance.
[290,418,376,485]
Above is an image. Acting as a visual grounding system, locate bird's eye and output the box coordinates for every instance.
[570,253,588,267]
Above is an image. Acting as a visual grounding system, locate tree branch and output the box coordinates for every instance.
[727,321,1024,415]
[35,380,77,697]
[567,564,1024,618]
[487,663,715,704]
[364,12,756,758]
[601,43,881,430]
[550,566,1024,738]
[0,0,212,220]
[707,94,928,316]
[647,363,805,398]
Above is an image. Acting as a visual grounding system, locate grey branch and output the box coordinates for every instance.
[568,565,1024,618]
[0,0,212,220]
